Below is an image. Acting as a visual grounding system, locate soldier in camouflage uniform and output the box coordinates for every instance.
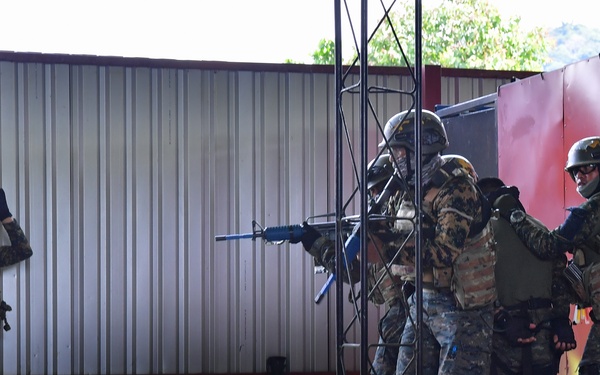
[372,109,497,375]
[505,136,600,375]
[296,153,409,375]
[0,188,32,267]
[477,177,576,375]
[365,154,410,375]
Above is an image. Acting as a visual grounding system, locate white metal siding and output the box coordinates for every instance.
[0,58,510,374]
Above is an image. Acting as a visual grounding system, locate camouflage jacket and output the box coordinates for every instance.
[377,175,484,269]
[512,192,600,262]
[0,219,33,267]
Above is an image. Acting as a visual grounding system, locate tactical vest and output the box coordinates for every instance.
[367,263,404,306]
[428,161,497,309]
[491,195,553,307]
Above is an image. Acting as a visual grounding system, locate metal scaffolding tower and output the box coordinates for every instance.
[331,0,424,374]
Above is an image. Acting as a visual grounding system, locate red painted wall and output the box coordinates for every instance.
[497,55,600,374]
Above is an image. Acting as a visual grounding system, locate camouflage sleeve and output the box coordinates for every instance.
[307,236,361,284]
[400,177,479,268]
[0,219,33,267]
[512,197,600,259]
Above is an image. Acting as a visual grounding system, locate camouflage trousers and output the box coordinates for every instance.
[395,289,494,375]
[372,300,408,375]
[579,322,600,374]
[491,307,561,375]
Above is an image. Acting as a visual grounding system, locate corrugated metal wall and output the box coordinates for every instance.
[0,56,515,374]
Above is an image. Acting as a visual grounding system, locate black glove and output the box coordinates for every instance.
[494,188,526,222]
[551,318,576,349]
[297,222,322,252]
[0,189,12,221]
[504,314,535,347]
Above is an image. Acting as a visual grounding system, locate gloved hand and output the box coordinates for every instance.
[0,189,13,221]
[494,188,526,222]
[487,185,522,207]
[504,314,536,347]
[298,222,322,252]
[551,318,577,351]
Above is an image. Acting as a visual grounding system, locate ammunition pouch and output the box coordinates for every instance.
[367,263,403,306]
[452,224,497,310]
[564,261,589,305]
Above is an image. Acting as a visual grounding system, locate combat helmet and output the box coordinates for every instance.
[565,136,600,180]
[565,136,600,198]
[441,154,478,182]
[378,109,449,155]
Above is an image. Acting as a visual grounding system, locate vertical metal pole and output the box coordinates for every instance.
[359,0,369,374]
[333,1,344,374]
[414,0,423,374]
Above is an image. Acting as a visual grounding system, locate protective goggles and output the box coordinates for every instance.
[391,129,446,149]
[568,164,598,179]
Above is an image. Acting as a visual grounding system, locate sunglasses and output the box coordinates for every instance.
[569,164,598,178]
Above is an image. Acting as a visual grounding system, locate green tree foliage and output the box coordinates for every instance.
[311,39,336,65]
[311,0,549,71]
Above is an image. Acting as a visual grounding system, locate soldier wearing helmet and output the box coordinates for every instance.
[292,153,408,375]
[477,177,575,375]
[378,109,449,187]
[507,136,600,375]
[372,109,497,375]
[365,153,411,375]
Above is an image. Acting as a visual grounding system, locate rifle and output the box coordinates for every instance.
[215,173,402,304]
[215,217,357,244]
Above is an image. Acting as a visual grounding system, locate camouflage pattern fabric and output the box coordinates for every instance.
[0,219,33,267]
[377,173,495,374]
[580,323,600,373]
[307,232,408,373]
[367,262,404,306]
[512,192,600,367]
[490,197,573,374]
[512,192,600,263]
[372,299,408,375]
[382,176,484,269]
[395,290,493,375]
[492,307,562,374]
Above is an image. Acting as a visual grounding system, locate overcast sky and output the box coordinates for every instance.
[0,0,596,63]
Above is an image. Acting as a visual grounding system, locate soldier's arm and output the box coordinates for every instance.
[0,217,33,267]
[422,178,478,268]
[512,199,599,259]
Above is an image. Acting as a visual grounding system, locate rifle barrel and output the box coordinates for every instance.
[215,233,257,241]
